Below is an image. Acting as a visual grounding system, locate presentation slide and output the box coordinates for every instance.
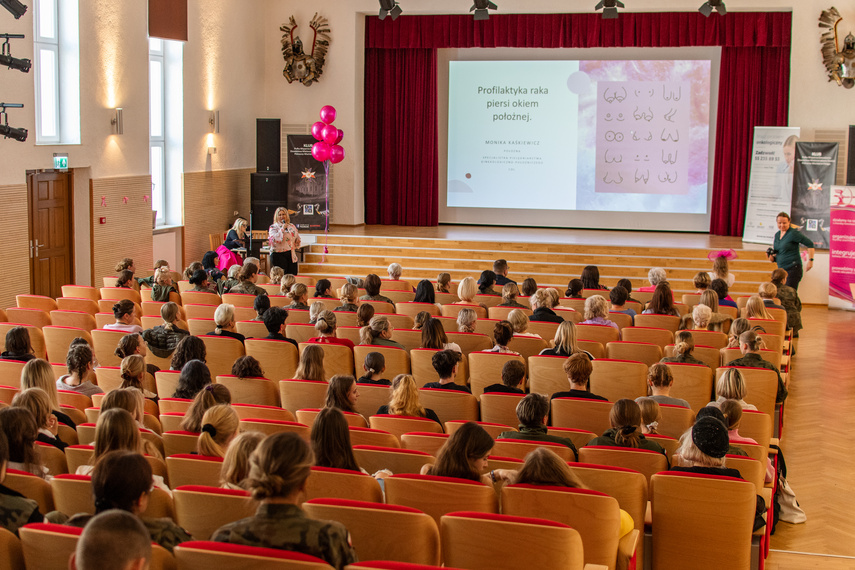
[446,59,712,218]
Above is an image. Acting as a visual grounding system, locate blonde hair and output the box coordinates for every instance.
[154,266,172,286]
[436,273,451,292]
[309,302,327,323]
[673,331,695,356]
[281,274,296,292]
[272,207,290,225]
[457,277,477,303]
[20,359,61,411]
[552,321,581,355]
[719,399,743,430]
[456,308,477,333]
[501,282,520,303]
[119,355,146,390]
[360,315,393,345]
[12,388,53,429]
[745,295,770,320]
[340,283,357,304]
[387,374,425,417]
[181,384,232,432]
[197,404,239,458]
[637,397,661,434]
[712,255,729,280]
[269,266,284,285]
[214,304,235,330]
[758,282,777,299]
[546,288,560,308]
[228,265,241,279]
[288,283,308,302]
[677,430,725,468]
[584,295,609,320]
[507,309,529,333]
[530,288,550,310]
[314,310,337,336]
[716,368,747,401]
[160,302,181,330]
[220,431,265,489]
[295,344,326,382]
[101,388,145,425]
[92,408,142,461]
[699,290,719,313]
[388,263,403,280]
[246,432,313,501]
[231,217,248,237]
[693,271,711,289]
[692,304,712,329]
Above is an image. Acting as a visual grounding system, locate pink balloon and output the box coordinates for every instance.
[319,105,337,125]
[311,121,325,141]
[322,124,339,145]
[329,145,345,164]
[334,129,344,144]
[312,142,331,162]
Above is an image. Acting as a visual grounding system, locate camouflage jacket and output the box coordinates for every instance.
[776,284,803,332]
[0,484,42,535]
[62,513,192,553]
[211,502,357,570]
[229,281,267,297]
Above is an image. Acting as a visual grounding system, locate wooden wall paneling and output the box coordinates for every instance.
[0,184,31,309]
[183,168,252,265]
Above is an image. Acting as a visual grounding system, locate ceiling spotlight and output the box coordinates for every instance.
[595,0,624,19]
[378,0,402,21]
[0,102,27,142]
[0,34,30,73]
[471,0,497,21]
[699,0,726,17]
[0,0,27,19]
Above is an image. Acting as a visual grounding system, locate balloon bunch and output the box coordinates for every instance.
[311,105,345,164]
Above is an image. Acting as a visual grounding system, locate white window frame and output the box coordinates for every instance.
[149,37,183,228]
[33,0,60,144]
[150,39,166,225]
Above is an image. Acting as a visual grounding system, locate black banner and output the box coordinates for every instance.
[791,141,838,249]
[286,134,328,230]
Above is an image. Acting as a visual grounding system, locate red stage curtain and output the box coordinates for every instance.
[363,12,791,234]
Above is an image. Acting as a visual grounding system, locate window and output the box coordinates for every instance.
[149,38,183,227]
[33,0,80,145]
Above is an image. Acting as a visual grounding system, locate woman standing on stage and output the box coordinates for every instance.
[769,212,814,290]
[268,207,301,275]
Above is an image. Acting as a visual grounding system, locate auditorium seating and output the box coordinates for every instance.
[369,415,443,441]
[172,485,258,541]
[384,474,499,525]
[578,446,669,484]
[352,445,435,474]
[173,541,333,569]
[305,466,384,503]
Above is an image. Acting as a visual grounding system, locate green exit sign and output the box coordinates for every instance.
[53,153,68,171]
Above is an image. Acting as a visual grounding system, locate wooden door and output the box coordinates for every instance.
[28,171,73,299]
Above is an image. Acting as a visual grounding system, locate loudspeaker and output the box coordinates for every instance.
[250,202,279,234]
[256,118,281,172]
[251,172,286,203]
[847,125,855,186]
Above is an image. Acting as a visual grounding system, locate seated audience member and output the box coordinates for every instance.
[758,282,783,311]
[641,282,680,317]
[422,422,512,484]
[211,432,357,568]
[12,388,66,450]
[498,282,527,308]
[0,430,42,535]
[488,321,519,354]
[335,283,359,313]
[454,276,479,306]
[483,360,526,394]
[551,353,607,401]
[413,279,439,307]
[63,451,192,552]
[412,311,431,330]
[529,289,564,324]
[231,355,265,381]
[324,375,361,415]
[359,273,396,308]
[253,294,271,321]
[0,408,47,478]
[150,267,179,302]
[498,393,578,458]
[456,308,478,333]
[672,416,740,477]
[184,261,204,283]
[279,274,296,294]
[744,295,771,320]
[616,278,640,305]
[118,354,158,400]
[268,266,284,285]
[357,352,392,385]
[586,399,668,456]
[691,304,713,330]
[719,399,760,446]
[637,397,661,434]
[726,318,761,348]
[221,431,265,490]
[639,267,666,293]
[540,321,593,359]
[311,407,390,480]
[188,268,215,293]
[314,279,334,299]
[477,270,500,296]
[710,277,737,307]
[726,330,786,402]
[708,253,736,288]
[661,331,707,367]
[360,315,405,349]
[565,278,584,299]
[520,277,538,297]
[609,286,636,325]
[202,251,225,284]
[308,301,325,325]
[100,389,156,438]
[581,265,608,290]
[197,405,239,458]
[181,384,232,432]
[356,303,375,327]
[287,283,310,310]
[142,302,189,359]
[220,264,241,294]
[172,359,213,399]
[493,259,515,286]
[262,306,298,348]
[105,299,143,334]
[708,367,757,411]
[771,268,803,336]
[688,289,732,332]
[376,374,442,425]
[436,272,452,294]
[115,332,159,377]
[507,309,540,338]
[421,317,462,353]
[637,363,690,408]
[695,406,747,457]
[295,344,326,383]
[57,344,103,397]
[169,335,206,371]
[423,349,470,393]
[1,326,35,361]
[20,359,75,428]
[387,263,408,288]
[229,263,267,297]
[205,303,246,344]
[135,259,168,289]
[581,294,620,331]
[309,310,355,350]
[693,271,711,293]
[70,510,152,570]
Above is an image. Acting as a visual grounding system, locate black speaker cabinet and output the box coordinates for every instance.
[256,118,281,172]
[250,202,279,233]
[251,172,286,203]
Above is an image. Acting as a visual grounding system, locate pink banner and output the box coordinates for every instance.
[829,186,855,310]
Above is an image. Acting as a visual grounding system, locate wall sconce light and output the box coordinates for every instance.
[207,133,217,155]
[111,107,123,135]
[209,110,219,134]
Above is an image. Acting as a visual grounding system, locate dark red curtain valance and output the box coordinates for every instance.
[363,12,792,233]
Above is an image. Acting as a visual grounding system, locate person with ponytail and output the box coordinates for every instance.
[726,330,787,403]
[104,299,143,334]
[637,363,690,408]
[294,345,326,383]
[142,302,189,360]
[477,270,500,296]
[21,358,75,428]
[197,405,239,458]
[660,331,707,367]
[220,431,265,490]
[229,262,267,297]
[334,283,359,313]
[308,310,354,350]
[359,315,404,349]
[181,384,232,433]
[637,397,661,435]
[12,388,67,450]
[586,399,667,458]
[150,267,179,302]
[287,283,310,310]
[115,333,160,377]
[205,304,246,344]
[211,432,357,568]
[119,355,157,400]
[57,344,103,397]
[356,352,391,385]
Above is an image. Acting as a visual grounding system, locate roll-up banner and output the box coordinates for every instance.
[829,185,855,311]
[743,127,801,244]
[791,141,838,249]
[286,134,328,231]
